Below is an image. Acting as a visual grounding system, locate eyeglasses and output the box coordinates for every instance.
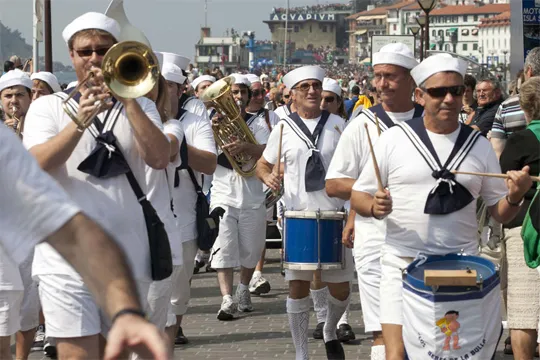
[294,81,322,93]
[422,85,466,98]
[283,94,291,99]
[74,47,110,58]
[323,96,335,103]
[252,90,264,97]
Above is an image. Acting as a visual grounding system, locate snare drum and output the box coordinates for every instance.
[402,254,501,359]
[283,210,346,270]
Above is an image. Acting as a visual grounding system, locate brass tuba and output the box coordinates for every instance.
[201,76,259,177]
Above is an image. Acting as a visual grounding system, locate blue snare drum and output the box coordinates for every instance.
[283,210,346,270]
[402,254,501,359]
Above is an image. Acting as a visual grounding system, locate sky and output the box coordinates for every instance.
[0,0,350,66]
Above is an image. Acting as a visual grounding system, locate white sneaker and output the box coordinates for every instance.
[249,275,271,295]
[236,286,253,312]
[217,295,237,321]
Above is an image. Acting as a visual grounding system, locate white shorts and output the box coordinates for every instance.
[0,290,23,336]
[38,274,151,338]
[210,205,266,269]
[285,248,355,283]
[356,258,382,333]
[19,253,39,331]
[147,277,172,330]
[169,239,199,318]
[379,252,413,326]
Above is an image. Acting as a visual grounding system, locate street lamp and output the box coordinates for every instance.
[502,49,508,83]
[417,0,438,60]
[409,24,422,61]
[416,15,426,61]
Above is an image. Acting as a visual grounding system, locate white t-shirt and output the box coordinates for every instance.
[146,119,184,265]
[273,105,287,120]
[263,113,345,212]
[247,109,281,130]
[326,108,415,266]
[172,112,217,243]
[0,124,80,290]
[353,123,507,258]
[183,97,209,122]
[23,95,163,282]
[211,114,270,209]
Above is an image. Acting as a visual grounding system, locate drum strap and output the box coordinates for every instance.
[362,103,424,133]
[396,117,481,215]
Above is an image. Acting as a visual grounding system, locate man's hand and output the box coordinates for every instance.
[342,216,355,248]
[104,314,170,360]
[212,113,224,128]
[506,165,533,204]
[4,117,17,127]
[223,140,250,157]
[263,171,282,192]
[372,189,392,219]
[77,68,113,127]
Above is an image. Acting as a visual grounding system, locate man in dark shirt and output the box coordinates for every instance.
[470,78,504,136]
[344,85,359,118]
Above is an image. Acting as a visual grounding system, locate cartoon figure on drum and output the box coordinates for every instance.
[437,311,461,351]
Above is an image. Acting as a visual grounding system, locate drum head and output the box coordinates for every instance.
[404,254,498,292]
[284,210,346,220]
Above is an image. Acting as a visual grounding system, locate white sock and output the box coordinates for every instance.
[238,283,249,292]
[287,297,310,360]
[310,287,328,324]
[337,302,350,326]
[323,294,349,342]
[252,270,262,279]
[371,345,386,360]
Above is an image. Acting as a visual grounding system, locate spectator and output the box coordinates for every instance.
[344,85,359,119]
[3,61,15,74]
[470,78,504,136]
[460,74,477,124]
[9,55,22,70]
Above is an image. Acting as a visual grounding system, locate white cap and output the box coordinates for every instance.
[158,52,190,71]
[282,65,325,89]
[246,74,261,85]
[161,62,186,85]
[372,42,418,70]
[0,69,33,94]
[322,78,341,97]
[30,72,61,93]
[153,52,164,70]
[411,54,468,86]
[191,75,216,91]
[67,80,78,89]
[231,74,251,87]
[62,12,120,45]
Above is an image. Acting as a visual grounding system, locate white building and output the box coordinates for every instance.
[478,10,510,67]
[194,27,249,72]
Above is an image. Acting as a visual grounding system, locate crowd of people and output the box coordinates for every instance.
[0,4,539,360]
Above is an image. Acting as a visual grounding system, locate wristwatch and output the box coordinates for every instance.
[506,195,524,207]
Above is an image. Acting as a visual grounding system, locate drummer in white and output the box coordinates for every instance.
[325,43,420,360]
[257,65,353,360]
[351,54,533,360]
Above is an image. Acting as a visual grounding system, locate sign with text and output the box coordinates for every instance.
[370,35,416,60]
[522,0,540,59]
[269,13,336,22]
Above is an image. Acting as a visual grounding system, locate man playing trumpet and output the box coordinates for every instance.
[0,69,32,134]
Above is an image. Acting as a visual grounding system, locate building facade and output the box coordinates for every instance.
[194,28,249,73]
[478,11,510,68]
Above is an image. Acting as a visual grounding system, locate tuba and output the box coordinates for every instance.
[201,76,259,177]
[62,0,159,130]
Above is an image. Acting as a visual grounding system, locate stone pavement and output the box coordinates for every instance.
[28,248,512,360]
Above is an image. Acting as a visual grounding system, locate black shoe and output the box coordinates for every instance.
[324,339,345,360]
[43,339,57,359]
[194,260,205,274]
[313,322,324,340]
[206,264,216,272]
[336,323,355,342]
[175,326,189,345]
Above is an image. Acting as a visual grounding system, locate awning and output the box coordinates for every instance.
[354,29,368,35]
[447,27,458,33]
[360,57,371,64]
[357,15,386,21]
[430,44,437,50]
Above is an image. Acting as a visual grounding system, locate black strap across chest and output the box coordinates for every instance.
[363,103,424,133]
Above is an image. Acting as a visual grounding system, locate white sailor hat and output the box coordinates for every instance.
[282,65,325,89]
[158,52,191,71]
[246,74,261,85]
[191,75,216,91]
[0,69,33,94]
[322,78,341,97]
[161,62,186,85]
[231,74,251,87]
[372,42,418,70]
[67,80,78,90]
[30,72,61,93]
[153,52,164,70]
[411,54,468,86]
[62,12,120,45]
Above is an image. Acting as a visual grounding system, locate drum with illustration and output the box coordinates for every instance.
[402,253,502,360]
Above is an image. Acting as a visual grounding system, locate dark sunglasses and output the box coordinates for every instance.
[323,96,335,103]
[422,85,466,98]
[252,90,264,97]
[294,81,322,92]
[74,47,110,57]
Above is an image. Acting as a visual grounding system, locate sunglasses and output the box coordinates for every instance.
[422,85,466,98]
[283,94,290,99]
[294,82,322,92]
[74,47,110,58]
[231,89,248,95]
[252,90,264,97]
[323,96,335,103]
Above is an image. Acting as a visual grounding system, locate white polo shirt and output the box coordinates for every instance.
[23,95,163,282]
[353,122,507,258]
[211,114,270,210]
[172,112,216,243]
[262,113,345,212]
[183,96,209,122]
[326,108,415,267]
[0,124,80,289]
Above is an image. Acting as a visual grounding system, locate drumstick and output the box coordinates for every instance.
[451,170,540,182]
[273,123,284,175]
[334,125,342,135]
[364,123,384,191]
[374,113,381,136]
